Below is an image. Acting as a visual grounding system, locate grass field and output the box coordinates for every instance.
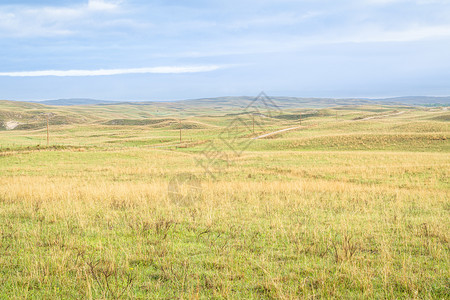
[0,100,449,299]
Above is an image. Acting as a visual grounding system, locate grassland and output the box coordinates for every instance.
[0,100,449,299]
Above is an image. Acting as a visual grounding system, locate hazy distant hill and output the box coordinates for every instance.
[160,96,450,109]
[34,96,450,107]
[38,98,119,106]
[374,96,450,106]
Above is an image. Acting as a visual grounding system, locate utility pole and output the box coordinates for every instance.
[252,114,255,133]
[46,114,49,146]
[179,119,182,143]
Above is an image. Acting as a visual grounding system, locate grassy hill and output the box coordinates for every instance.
[0,95,447,133]
[0,99,448,151]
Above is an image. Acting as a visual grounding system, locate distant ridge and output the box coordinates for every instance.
[31,96,450,107]
[38,98,120,106]
[374,96,450,105]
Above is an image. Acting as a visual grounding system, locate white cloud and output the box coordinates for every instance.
[155,24,450,59]
[364,0,407,4]
[0,65,226,77]
[226,11,322,30]
[336,25,450,43]
[417,0,450,3]
[88,0,121,11]
[365,0,450,4]
[0,0,124,37]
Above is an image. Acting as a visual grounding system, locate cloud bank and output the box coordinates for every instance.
[0,65,225,77]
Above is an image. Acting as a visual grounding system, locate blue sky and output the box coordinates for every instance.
[0,0,450,101]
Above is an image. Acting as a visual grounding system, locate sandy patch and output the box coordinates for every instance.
[4,121,20,130]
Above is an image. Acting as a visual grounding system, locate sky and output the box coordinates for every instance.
[0,0,450,101]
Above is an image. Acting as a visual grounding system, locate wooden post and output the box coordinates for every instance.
[46,114,49,146]
[299,112,302,125]
[252,114,255,133]
[179,119,182,143]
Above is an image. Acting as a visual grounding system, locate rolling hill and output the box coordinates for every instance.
[29,95,450,108]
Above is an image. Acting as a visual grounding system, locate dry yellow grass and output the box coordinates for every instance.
[0,146,448,298]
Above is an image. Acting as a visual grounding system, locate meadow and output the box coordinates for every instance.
[0,100,449,299]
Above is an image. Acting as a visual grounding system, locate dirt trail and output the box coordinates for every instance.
[359,111,405,121]
[252,126,302,140]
